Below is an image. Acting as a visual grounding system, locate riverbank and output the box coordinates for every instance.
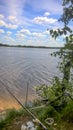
[0,108,32,130]
[0,93,38,111]
[0,100,73,130]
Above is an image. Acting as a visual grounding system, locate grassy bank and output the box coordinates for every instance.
[0,108,32,130]
[0,100,73,130]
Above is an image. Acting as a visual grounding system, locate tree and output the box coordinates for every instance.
[35,0,73,110]
[50,0,73,88]
[48,0,73,108]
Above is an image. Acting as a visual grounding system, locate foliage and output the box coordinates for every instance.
[35,1,73,128]
[60,0,73,25]
[35,75,73,112]
[0,108,28,130]
[61,101,73,122]
[50,0,73,39]
[34,84,56,102]
[35,1,73,121]
[35,83,73,129]
[50,0,73,91]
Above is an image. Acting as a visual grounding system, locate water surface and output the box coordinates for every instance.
[0,47,61,110]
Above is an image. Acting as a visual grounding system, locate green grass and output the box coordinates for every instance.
[61,101,73,122]
[0,108,29,130]
[0,101,73,130]
[33,101,73,130]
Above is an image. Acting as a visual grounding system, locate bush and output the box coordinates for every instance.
[61,101,73,122]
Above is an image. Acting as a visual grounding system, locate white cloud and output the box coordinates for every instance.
[0,29,64,47]
[19,29,31,35]
[6,24,18,29]
[16,33,25,38]
[7,31,12,36]
[0,20,18,29]
[4,36,15,45]
[16,29,50,40]
[17,29,47,38]
[4,0,26,19]
[43,30,50,35]
[0,20,6,26]
[33,16,57,24]
[0,29,5,33]
[8,16,18,23]
[32,32,45,38]
[0,14,4,19]
[0,1,31,27]
[0,0,63,32]
[16,29,32,40]
[44,12,50,17]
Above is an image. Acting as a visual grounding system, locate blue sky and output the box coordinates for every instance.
[0,0,66,47]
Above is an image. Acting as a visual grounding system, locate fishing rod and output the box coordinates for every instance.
[5,87,48,130]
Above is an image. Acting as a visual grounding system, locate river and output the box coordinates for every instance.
[0,47,62,110]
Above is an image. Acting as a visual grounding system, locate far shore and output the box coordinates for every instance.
[0,43,62,49]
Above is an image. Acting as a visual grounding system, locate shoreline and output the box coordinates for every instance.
[0,94,38,112]
[0,43,62,49]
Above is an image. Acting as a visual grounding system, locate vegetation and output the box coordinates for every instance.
[0,0,73,130]
[50,0,73,85]
[0,108,31,130]
[34,0,73,129]
[0,99,73,130]
[49,0,73,107]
